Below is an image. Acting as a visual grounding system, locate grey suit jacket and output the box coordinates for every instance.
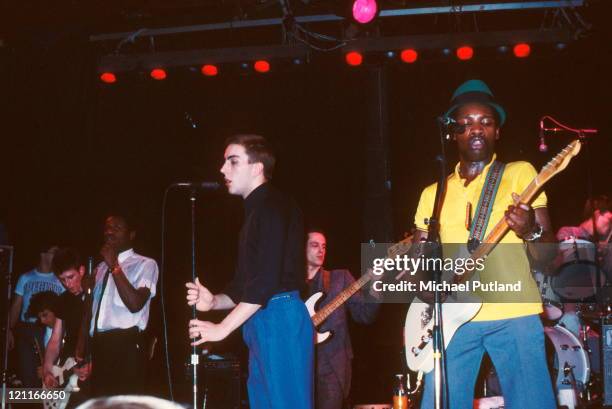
[307,268,379,396]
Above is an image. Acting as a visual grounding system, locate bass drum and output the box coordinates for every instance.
[533,270,563,320]
[552,238,605,301]
[472,326,591,409]
[545,325,590,408]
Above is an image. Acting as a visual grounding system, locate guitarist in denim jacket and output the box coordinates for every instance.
[306,229,379,409]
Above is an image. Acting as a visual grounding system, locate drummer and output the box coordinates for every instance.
[557,194,612,273]
[554,195,612,339]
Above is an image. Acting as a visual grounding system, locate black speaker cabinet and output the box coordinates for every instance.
[202,356,241,409]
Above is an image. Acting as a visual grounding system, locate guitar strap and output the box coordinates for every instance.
[322,269,330,293]
[467,161,506,253]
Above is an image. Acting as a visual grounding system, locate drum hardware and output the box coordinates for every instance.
[534,270,564,321]
[558,362,582,409]
[552,239,606,302]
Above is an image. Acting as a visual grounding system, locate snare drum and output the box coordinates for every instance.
[552,238,606,301]
[533,270,563,320]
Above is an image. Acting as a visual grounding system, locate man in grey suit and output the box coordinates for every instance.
[306,229,379,409]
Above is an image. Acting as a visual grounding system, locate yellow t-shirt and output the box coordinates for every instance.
[414,155,547,321]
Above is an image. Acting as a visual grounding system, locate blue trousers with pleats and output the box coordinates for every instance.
[243,291,314,409]
[420,314,556,409]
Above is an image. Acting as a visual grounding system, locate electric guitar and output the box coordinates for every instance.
[404,139,582,373]
[43,357,86,409]
[305,237,413,344]
[35,335,86,409]
[33,338,71,409]
[49,357,80,391]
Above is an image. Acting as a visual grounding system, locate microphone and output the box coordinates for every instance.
[437,116,466,134]
[538,120,548,153]
[171,181,221,190]
[184,112,197,129]
[86,256,95,295]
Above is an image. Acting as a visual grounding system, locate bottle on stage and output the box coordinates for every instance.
[393,373,410,409]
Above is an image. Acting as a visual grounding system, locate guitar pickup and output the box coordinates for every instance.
[412,330,433,356]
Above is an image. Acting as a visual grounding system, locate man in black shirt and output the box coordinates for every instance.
[43,248,89,389]
[187,134,314,409]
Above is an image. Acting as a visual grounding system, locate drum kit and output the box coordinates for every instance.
[534,238,611,409]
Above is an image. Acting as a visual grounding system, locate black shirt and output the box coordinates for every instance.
[56,291,85,359]
[225,183,305,307]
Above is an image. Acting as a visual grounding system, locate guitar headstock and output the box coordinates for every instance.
[536,139,581,186]
[387,236,412,258]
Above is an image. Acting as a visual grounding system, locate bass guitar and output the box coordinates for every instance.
[305,237,413,344]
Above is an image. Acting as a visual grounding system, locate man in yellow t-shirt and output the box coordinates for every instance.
[413,80,557,409]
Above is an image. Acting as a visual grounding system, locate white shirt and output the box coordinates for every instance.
[89,249,159,335]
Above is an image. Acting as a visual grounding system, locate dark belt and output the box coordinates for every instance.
[93,326,141,338]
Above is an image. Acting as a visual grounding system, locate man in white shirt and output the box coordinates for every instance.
[89,214,159,397]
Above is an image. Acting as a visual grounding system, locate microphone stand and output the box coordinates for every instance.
[426,121,450,409]
[189,188,201,409]
[575,127,608,404]
[539,117,604,285]
[579,132,605,283]
[540,116,604,403]
[1,246,14,409]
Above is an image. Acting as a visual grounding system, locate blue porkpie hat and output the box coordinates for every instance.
[444,79,506,126]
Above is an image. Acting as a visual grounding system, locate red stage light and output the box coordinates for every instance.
[150,68,167,80]
[456,46,474,61]
[254,60,270,73]
[201,64,218,76]
[513,43,531,58]
[345,51,363,66]
[100,72,116,84]
[352,0,378,24]
[400,49,418,63]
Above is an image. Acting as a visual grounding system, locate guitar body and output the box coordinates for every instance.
[44,357,84,409]
[305,291,331,344]
[50,357,78,388]
[404,297,482,373]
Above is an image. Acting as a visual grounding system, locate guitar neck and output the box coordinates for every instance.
[451,178,547,286]
[472,178,540,260]
[310,239,410,327]
[312,273,373,326]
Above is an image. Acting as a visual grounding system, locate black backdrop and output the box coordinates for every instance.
[2,15,611,403]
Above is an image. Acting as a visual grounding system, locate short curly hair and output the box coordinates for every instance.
[27,291,60,318]
[584,195,611,219]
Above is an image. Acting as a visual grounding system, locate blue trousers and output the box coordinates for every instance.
[420,314,556,409]
[243,291,314,409]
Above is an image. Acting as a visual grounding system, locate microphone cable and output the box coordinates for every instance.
[159,186,175,401]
